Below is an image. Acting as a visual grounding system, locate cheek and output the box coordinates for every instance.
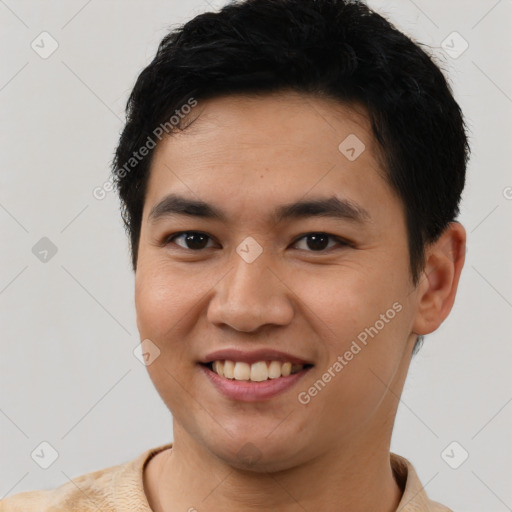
[294,264,410,418]
[134,258,217,383]
[296,263,402,342]
[134,263,200,412]
[135,258,197,340]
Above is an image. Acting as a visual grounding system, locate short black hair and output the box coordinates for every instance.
[112,0,469,353]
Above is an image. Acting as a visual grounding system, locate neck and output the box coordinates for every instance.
[146,419,403,512]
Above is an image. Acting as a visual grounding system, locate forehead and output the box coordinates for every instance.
[157,91,380,157]
[143,91,392,224]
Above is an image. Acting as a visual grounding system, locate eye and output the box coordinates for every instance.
[164,231,216,250]
[292,232,350,252]
[162,231,351,252]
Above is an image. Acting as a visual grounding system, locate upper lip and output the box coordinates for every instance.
[200,348,314,366]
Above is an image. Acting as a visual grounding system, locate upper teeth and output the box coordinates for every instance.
[211,360,304,381]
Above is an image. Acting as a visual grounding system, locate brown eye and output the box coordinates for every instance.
[163,231,350,253]
[166,232,214,250]
[293,233,349,252]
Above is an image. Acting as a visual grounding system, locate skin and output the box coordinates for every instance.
[135,91,466,511]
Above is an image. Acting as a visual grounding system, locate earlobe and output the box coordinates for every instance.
[412,222,466,336]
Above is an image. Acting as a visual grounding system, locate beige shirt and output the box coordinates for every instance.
[0,443,452,511]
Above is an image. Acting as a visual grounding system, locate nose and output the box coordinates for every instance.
[207,251,295,333]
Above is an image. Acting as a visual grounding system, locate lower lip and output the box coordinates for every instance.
[199,364,312,402]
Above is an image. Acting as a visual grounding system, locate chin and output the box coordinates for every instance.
[205,434,308,473]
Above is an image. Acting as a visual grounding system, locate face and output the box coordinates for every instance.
[135,91,420,471]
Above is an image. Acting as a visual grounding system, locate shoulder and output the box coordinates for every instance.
[429,499,454,512]
[0,443,172,512]
[390,452,454,512]
[0,463,121,512]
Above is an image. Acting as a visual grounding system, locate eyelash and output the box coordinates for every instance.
[162,231,353,253]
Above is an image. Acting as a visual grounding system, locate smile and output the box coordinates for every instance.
[199,360,314,402]
[207,359,311,381]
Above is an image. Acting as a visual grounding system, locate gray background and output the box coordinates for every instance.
[1,0,511,510]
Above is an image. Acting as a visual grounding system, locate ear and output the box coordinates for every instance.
[412,221,466,336]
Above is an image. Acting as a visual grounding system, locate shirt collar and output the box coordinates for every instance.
[112,444,449,512]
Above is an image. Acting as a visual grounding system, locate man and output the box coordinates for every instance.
[1,0,468,510]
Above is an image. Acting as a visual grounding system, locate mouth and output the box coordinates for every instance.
[198,347,314,402]
[201,359,314,381]
[198,349,314,402]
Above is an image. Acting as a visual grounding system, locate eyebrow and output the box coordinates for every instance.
[147,193,371,225]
